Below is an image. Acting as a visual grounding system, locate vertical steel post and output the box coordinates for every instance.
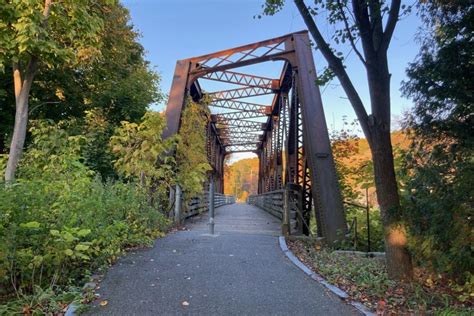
[292,32,346,244]
[208,174,215,234]
[282,185,290,236]
[162,60,191,139]
[366,187,371,253]
[174,184,182,225]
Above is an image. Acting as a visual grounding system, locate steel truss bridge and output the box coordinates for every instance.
[164,31,346,243]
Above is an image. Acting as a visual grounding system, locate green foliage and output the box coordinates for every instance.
[400,2,474,289]
[0,2,162,171]
[110,98,213,208]
[80,109,117,179]
[329,119,384,252]
[0,121,169,303]
[111,111,176,208]
[0,285,82,315]
[85,4,162,125]
[330,118,363,201]
[0,1,167,312]
[176,97,212,198]
[0,0,109,71]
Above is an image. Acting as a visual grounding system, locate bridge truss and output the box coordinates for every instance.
[163,31,346,243]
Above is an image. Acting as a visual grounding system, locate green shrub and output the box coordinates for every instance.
[0,120,169,297]
[175,97,212,199]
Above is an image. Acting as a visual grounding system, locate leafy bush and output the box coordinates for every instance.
[175,97,212,199]
[111,111,177,210]
[0,120,169,298]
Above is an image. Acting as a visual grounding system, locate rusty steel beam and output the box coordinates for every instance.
[215,111,268,121]
[210,100,270,113]
[225,144,259,153]
[292,32,346,242]
[221,136,261,144]
[162,60,191,139]
[215,119,265,129]
[218,130,262,137]
[201,70,277,89]
[208,86,274,100]
[186,32,309,77]
[188,32,297,67]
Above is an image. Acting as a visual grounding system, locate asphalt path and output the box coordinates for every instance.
[85,203,359,316]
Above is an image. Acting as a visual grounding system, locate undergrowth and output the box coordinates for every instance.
[0,120,170,314]
[288,239,473,315]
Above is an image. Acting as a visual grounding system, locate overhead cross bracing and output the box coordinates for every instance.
[163,31,347,243]
[201,73,278,154]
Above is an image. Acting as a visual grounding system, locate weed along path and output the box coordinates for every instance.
[85,203,359,315]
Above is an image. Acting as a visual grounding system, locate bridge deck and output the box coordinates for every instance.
[86,203,358,315]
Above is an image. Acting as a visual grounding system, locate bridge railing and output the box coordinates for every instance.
[247,184,305,235]
[181,192,235,220]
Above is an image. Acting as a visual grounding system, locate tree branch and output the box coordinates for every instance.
[336,0,366,65]
[352,0,376,62]
[293,0,372,143]
[369,0,384,51]
[379,0,401,52]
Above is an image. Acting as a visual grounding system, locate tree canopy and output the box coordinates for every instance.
[400,1,473,288]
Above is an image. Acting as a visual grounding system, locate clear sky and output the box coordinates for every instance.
[121,0,422,161]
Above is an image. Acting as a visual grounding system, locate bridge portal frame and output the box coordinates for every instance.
[163,31,346,243]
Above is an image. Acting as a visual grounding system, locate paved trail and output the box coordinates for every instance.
[86,203,359,316]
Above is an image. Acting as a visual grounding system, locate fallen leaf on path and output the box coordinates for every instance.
[100,300,108,307]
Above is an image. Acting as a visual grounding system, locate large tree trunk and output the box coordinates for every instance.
[4,60,38,182]
[293,0,412,280]
[4,0,50,182]
[367,55,413,280]
[371,127,413,280]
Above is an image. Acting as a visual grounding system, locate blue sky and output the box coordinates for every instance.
[122,0,422,161]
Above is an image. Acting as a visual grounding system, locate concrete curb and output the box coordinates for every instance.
[65,303,78,316]
[278,236,376,316]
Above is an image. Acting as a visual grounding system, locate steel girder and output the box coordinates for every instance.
[201,70,275,89]
[163,31,346,243]
[208,86,273,100]
[215,110,267,121]
[210,100,270,113]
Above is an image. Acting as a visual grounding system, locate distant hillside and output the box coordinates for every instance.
[224,158,259,201]
[346,130,410,162]
[223,131,410,201]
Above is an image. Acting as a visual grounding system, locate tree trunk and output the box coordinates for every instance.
[4,60,38,182]
[293,0,412,280]
[367,55,413,280]
[371,127,413,280]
